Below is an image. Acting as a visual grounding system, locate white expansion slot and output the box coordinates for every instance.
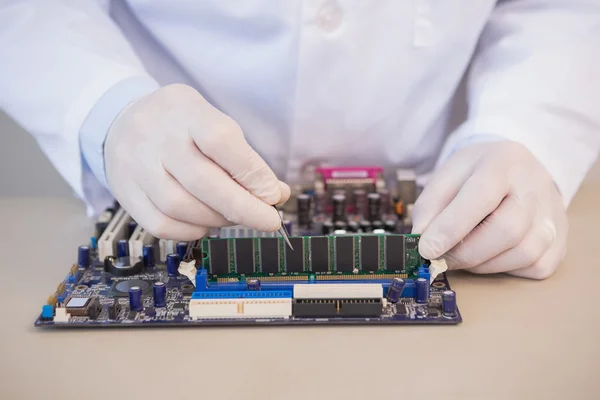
[128,225,156,263]
[159,239,175,263]
[98,208,132,261]
[189,299,292,319]
[293,283,383,299]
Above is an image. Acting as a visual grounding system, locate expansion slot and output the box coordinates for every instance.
[98,208,131,261]
[293,283,383,299]
[128,225,156,262]
[189,290,292,319]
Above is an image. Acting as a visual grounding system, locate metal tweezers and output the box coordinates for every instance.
[274,206,294,250]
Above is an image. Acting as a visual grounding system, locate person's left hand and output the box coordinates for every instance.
[412,141,568,280]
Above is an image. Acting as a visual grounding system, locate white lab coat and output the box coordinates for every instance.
[1,0,599,216]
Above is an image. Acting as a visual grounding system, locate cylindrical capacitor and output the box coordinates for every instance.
[334,220,347,232]
[352,189,367,217]
[367,193,381,222]
[332,194,347,222]
[314,192,326,215]
[247,279,261,291]
[297,194,312,227]
[129,286,143,311]
[153,282,167,308]
[384,220,397,233]
[176,241,188,260]
[386,278,406,304]
[416,278,429,304]
[322,221,334,235]
[442,290,457,318]
[127,220,138,238]
[378,189,392,216]
[372,220,383,231]
[142,244,155,268]
[116,239,129,257]
[347,221,359,232]
[359,220,371,232]
[77,245,90,268]
[166,253,180,277]
[90,237,98,250]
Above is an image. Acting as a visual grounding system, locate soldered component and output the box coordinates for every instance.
[334,220,347,232]
[142,244,155,268]
[246,279,261,291]
[235,238,254,274]
[310,237,330,273]
[129,286,143,312]
[442,290,457,318]
[77,245,90,268]
[416,278,428,304]
[176,241,188,260]
[322,221,333,235]
[367,192,381,222]
[285,238,304,273]
[384,220,396,233]
[104,255,144,277]
[386,278,406,303]
[153,282,166,308]
[65,296,101,319]
[108,299,121,320]
[378,189,392,215]
[296,194,311,227]
[116,239,129,258]
[332,194,347,222]
[348,221,359,232]
[166,253,180,277]
[352,189,367,217]
[359,220,371,232]
[360,235,379,272]
[260,238,279,273]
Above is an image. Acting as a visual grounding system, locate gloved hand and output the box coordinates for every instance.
[412,141,568,280]
[104,84,290,240]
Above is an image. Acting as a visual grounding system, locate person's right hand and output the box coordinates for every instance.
[104,84,290,240]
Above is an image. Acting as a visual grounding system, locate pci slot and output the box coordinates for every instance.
[98,208,131,261]
[128,225,156,263]
[293,299,383,318]
[293,283,383,299]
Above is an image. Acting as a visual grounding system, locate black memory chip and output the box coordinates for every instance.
[285,238,304,273]
[209,239,229,275]
[235,238,254,274]
[360,235,379,272]
[310,237,329,273]
[385,235,405,271]
[260,238,279,273]
[335,236,354,272]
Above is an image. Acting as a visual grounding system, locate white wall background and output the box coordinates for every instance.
[1,107,599,197]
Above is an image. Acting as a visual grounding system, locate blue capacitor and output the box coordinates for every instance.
[416,277,429,304]
[90,237,98,250]
[142,244,155,268]
[386,278,405,304]
[176,241,188,260]
[77,245,90,268]
[129,286,143,311]
[247,279,261,291]
[127,220,138,237]
[166,253,180,277]
[153,282,167,308]
[442,290,457,318]
[116,239,129,257]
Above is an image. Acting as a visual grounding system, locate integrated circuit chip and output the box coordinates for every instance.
[335,236,354,272]
[209,239,229,275]
[310,237,329,273]
[385,235,405,271]
[285,238,304,273]
[234,238,254,274]
[260,238,279,273]
[360,236,379,272]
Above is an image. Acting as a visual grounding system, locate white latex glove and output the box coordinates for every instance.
[412,142,568,280]
[104,84,290,240]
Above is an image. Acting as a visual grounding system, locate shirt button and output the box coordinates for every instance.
[316,1,343,32]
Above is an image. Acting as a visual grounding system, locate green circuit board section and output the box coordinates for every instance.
[195,234,423,282]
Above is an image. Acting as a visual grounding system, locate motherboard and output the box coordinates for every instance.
[35,167,461,327]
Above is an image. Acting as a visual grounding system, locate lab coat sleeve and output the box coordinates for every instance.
[436,0,600,206]
[0,0,159,214]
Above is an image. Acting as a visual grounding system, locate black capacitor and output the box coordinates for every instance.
[142,244,155,268]
[322,221,334,235]
[166,253,180,277]
[386,278,406,304]
[314,192,326,215]
[384,220,397,233]
[297,194,312,227]
[77,245,90,268]
[332,194,347,222]
[378,189,391,216]
[334,220,347,232]
[129,286,143,311]
[127,220,138,238]
[359,220,371,232]
[416,278,429,304]
[247,279,261,291]
[442,290,457,318]
[367,193,381,222]
[176,241,188,260]
[153,282,167,308]
[352,189,367,217]
[372,220,383,231]
[116,239,129,257]
[347,221,359,233]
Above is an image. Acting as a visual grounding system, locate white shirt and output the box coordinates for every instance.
[1,0,599,216]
